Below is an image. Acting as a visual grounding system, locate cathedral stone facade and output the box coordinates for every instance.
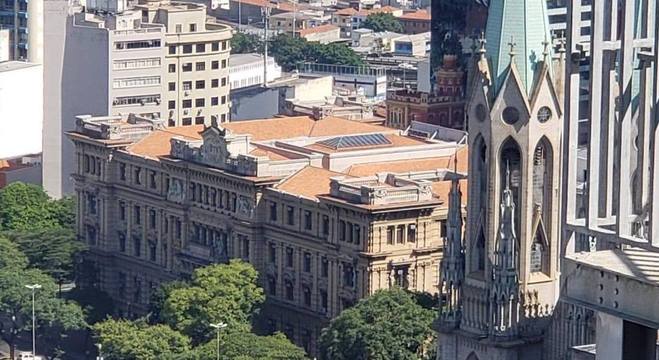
[437,0,567,357]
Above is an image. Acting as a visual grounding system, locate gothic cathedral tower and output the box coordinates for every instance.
[438,0,563,358]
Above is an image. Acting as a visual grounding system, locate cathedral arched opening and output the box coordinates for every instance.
[470,135,488,273]
[530,138,552,274]
[500,138,522,240]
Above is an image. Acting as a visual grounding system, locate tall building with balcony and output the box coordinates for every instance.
[42,0,232,198]
[136,0,232,126]
[66,114,467,356]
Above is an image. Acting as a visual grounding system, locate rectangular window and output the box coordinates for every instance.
[211,60,219,69]
[386,226,394,244]
[221,77,227,86]
[168,64,176,73]
[182,117,192,125]
[112,76,161,89]
[304,211,312,230]
[134,167,142,185]
[195,98,205,107]
[221,59,227,68]
[286,247,293,267]
[243,238,250,260]
[168,82,176,91]
[183,81,192,90]
[212,42,219,51]
[118,232,126,252]
[183,44,192,53]
[168,100,176,110]
[407,224,416,242]
[149,171,157,189]
[440,220,448,239]
[113,94,160,106]
[270,202,278,221]
[195,116,204,124]
[322,216,329,236]
[182,100,192,108]
[353,224,361,245]
[196,43,205,53]
[196,62,205,71]
[119,202,126,221]
[321,257,329,277]
[320,290,328,312]
[286,206,295,225]
[396,225,405,244]
[269,244,277,263]
[303,287,311,307]
[182,63,192,72]
[114,39,161,50]
[303,252,311,272]
[113,58,161,70]
[221,96,226,105]
[222,41,228,50]
[168,45,176,54]
[175,219,182,238]
[195,80,205,89]
[211,79,219,88]
[211,97,219,106]
[175,24,182,33]
[189,23,197,32]
[134,206,141,225]
[149,209,156,229]
[339,220,346,241]
[119,163,126,181]
[133,236,141,257]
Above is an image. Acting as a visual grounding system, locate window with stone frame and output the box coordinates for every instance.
[303,285,312,307]
[286,247,294,267]
[285,279,294,301]
[303,252,312,272]
[304,210,312,230]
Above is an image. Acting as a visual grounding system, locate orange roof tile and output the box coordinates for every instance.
[344,145,467,176]
[275,166,349,200]
[127,116,392,158]
[299,24,339,36]
[398,9,430,20]
[335,7,358,15]
[431,179,468,205]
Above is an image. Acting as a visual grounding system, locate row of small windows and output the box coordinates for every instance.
[113,57,161,70]
[119,164,159,190]
[189,182,239,213]
[385,223,419,244]
[175,114,227,126]
[168,77,227,91]
[268,202,331,236]
[168,40,228,55]
[114,39,161,50]
[112,76,161,89]
[83,154,102,176]
[168,59,227,73]
[113,94,160,106]
[167,96,226,109]
[268,245,330,277]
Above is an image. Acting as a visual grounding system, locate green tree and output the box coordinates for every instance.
[269,34,364,71]
[360,13,403,33]
[0,238,86,359]
[3,229,86,284]
[0,182,75,231]
[319,288,435,360]
[147,280,188,324]
[161,260,265,343]
[186,331,308,360]
[94,319,191,360]
[231,32,263,54]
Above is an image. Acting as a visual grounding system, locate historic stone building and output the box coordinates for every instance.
[437,0,567,357]
[67,114,467,355]
[386,54,465,130]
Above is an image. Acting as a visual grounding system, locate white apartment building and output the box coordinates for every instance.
[229,53,281,90]
[0,61,43,160]
[137,0,232,126]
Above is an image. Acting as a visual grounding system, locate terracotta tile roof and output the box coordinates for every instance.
[305,134,428,153]
[298,24,339,36]
[335,7,358,15]
[127,116,392,159]
[344,146,467,176]
[275,166,349,200]
[398,9,430,21]
[431,179,468,205]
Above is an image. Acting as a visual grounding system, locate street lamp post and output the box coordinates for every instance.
[210,322,227,360]
[25,284,42,358]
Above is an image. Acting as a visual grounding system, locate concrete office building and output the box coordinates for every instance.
[67,114,467,355]
[42,0,232,198]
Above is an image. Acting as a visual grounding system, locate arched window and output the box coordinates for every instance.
[500,138,522,241]
[471,135,488,273]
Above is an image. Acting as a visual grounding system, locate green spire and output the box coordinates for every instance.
[485,0,553,95]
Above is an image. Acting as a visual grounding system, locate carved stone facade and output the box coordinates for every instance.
[68,114,467,356]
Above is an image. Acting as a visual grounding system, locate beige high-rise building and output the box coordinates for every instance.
[136,0,232,126]
[67,114,467,355]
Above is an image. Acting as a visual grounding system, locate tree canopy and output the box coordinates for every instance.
[95,261,306,359]
[269,34,363,71]
[94,319,191,360]
[0,182,75,231]
[360,13,404,33]
[319,288,435,360]
[231,32,263,54]
[161,260,265,343]
[0,236,86,359]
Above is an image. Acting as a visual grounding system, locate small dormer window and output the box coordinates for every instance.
[537,106,552,123]
[502,106,520,125]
